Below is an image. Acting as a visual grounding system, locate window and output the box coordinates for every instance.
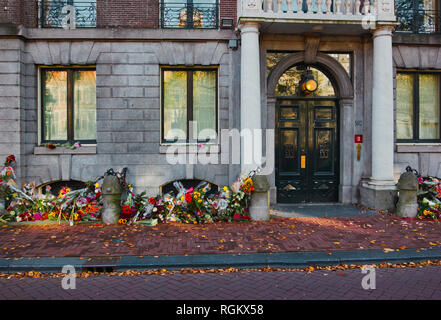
[396,0,440,34]
[396,71,440,142]
[39,0,97,28]
[161,68,218,143]
[160,0,219,29]
[41,68,96,143]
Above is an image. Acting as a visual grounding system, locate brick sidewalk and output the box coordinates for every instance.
[0,214,440,258]
[1,266,440,300]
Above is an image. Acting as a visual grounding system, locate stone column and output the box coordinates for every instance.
[339,98,354,204]
[240,22,262,173]
[361,26,396,210]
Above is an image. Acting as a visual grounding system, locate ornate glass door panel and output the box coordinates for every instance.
[276,99,339,203]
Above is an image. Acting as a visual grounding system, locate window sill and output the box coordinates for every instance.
[159,144,220,154]
[396,143,441,153]
[34,146,97,155]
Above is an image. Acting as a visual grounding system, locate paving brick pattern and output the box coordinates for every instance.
[0,266,440,300]
[0,215,440,258]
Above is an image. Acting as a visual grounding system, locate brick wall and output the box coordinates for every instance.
[0,0,37,27]
[220,0,237,25]
[97,0,159,28]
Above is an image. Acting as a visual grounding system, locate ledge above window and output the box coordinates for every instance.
[396,143,441,153]
[34,146,97,155]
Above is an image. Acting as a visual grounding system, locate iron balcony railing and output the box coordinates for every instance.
[160,0,219,29]
[396,8,441,34]
[38,0,96,28]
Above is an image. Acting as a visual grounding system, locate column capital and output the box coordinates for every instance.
[371,25,394,39]
[239,22,260,34]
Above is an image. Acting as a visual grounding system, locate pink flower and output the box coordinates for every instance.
[418,177,423,184]
[74,142,82,148]
[186,187,194,194]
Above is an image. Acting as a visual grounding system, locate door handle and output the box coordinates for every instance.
[301,155,306,169]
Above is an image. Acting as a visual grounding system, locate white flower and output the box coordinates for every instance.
[153,207,158,212]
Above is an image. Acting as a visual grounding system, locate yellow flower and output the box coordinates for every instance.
[223,186,228,192]
[74,213,79,221]
[95,183,100,188]
[181,196,185,201]
[198,199,202,203]
[12,193,17,198]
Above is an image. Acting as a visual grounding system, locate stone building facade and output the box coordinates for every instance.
[0,0,240,197]
[1,0,441,209]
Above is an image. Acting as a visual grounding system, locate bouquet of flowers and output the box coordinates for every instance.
[417,176,441,220]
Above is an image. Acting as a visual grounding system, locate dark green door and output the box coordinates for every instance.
[276,98,339,203]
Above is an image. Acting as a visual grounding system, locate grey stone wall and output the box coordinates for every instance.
[0,39,24,181]
[392,44,441,179]
[0,38,239,195]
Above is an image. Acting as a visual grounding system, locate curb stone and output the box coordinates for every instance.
[1,248,441,273]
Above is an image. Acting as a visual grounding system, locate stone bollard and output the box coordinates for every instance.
[249,175,270,221]
[101,173,123,224]
[396,169,419,218]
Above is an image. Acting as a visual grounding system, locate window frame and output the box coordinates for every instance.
[40,66,97,145]
[160,67,219,144]
[396,69,441,143]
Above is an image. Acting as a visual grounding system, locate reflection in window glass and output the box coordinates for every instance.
[162,0,218,29]
[266,52,352,78]
[419,74,440,139]
[276,66,335,97]
[74,70,96,140]
[193,71,217,140]
[43,71,68,141]
[266,52,291,75]
[396,73,414,140]
[327,53,351,76]
[163,70,187,141]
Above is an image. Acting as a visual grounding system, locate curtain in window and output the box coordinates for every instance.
[419,74,440,139]
[163,71,187,141]
[43,70,68,141]
[396,73,414,140]
[74,70,96,140]
[193,71,216,140]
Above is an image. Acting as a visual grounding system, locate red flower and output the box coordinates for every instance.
[185,193,193,203]
[148,197,156,205]
[5,154,15,164]
[233,213,241,220]
[122,204,132,215]
[47,144,56,150]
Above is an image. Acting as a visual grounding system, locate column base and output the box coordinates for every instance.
[249,191,270,221]
[360,181,397,211]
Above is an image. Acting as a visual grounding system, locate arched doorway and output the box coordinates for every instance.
[267,52,354,204]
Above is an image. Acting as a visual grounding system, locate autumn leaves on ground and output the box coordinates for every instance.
[0,214,440,258]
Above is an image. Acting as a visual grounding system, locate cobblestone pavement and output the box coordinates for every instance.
[0,215,440,258]
[0,266,440,300]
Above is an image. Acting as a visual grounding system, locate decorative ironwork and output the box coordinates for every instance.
[396,0,441,34]
[319,141,329,159]
[160,0,219,29]
[284,144,295,159]
[39,0,96,28]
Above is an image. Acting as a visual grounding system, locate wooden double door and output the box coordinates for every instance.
[276,98,339,203]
